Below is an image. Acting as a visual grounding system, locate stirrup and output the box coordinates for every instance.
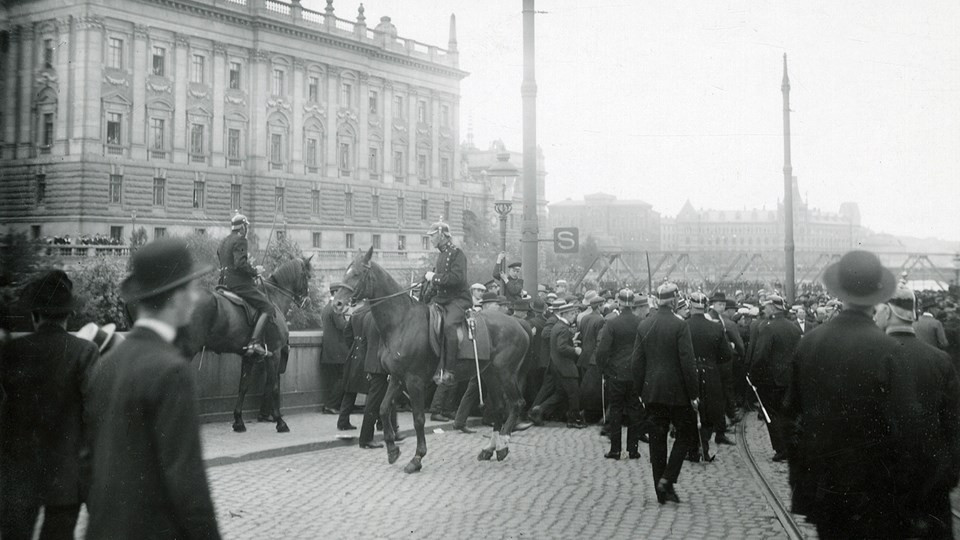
[244,342,269,357]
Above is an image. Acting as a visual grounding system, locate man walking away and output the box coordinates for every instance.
[85,239,221,540]
[633,283,699,504]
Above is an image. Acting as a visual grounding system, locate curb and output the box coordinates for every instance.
[204,418,483,468]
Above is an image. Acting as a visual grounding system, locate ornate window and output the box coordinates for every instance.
[345,192,354,217]
[272,69,285,96]
[43,39,54,68]
[153,177,165,206]
[191,55,205,84]
[275,186,285,213]
[229,62,241,90]
[372,234,381,249]
[368,146,380,180]
[340,82,353,108]
[303,118,324,174]
[369,90,379,115]
[146,97,173,160]
[420,197,428,220]
[225,112,247,167]
[393,95,404,119]
[109,174,122,204]
[107,113,122,145]
[312,187,321,214]
[108,38,124,69]
[152,47,165,76]
[193,179,205,209]
[312,232,322,248]
[308,76,320,102]
[371,194,380,219]
[266,112,289,171]
[393,150,404,179]
[231,183,242,211]
[345,233,355,249]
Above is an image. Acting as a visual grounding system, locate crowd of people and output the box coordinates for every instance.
[42,234,123,246]
[3,223,960,538]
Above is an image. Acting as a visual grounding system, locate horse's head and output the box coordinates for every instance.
[296,255,314,306]
[332,246,374,315]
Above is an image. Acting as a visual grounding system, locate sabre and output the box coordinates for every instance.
[745,374,772,424]
[695,362,709,462]
[601,375,607,425]
[469,317,484,407]
[645,251,653,293]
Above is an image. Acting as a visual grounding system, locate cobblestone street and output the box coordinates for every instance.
[205,420,787,539]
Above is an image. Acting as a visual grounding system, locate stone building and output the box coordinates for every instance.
[548,193,662,252]
[0,0,467,258]
[660,178,863,252]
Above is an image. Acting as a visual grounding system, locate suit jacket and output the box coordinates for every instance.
[577,311,605,368]
[217,232,257,288]
[886,330,960,498]
[915,314,949,350]
[595,310,640,382]
[319,301,350,365]
[539,314,558,370]
[85,327,220,540]
[687,314,732,426]
[784,310,899,530]
[748,313,801,388]
[712,311,745,359]
[632,306,699,407]
[526,313,545,369]
[549,319,581,379]
[0,324,98,506]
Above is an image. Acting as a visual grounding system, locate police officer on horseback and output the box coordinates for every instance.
[218,214,273,356]
[422,218,472,386]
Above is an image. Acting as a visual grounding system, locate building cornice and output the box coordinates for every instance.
[134,0,469,80]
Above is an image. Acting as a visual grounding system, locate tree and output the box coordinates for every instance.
[261,233,322,330]
[71,257,130,331]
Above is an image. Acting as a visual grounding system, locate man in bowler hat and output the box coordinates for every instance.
[85,238,221,539]
[785,250,900,538]
[1,270,99,540]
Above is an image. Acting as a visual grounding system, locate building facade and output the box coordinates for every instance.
[548,193,662,252]
[0,0,467,257]
[660,178,863,252]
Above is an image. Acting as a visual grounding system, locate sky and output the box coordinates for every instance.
[306,0,960,241]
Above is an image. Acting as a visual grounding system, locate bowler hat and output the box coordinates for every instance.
[920,296,937,311]
[822,250,896,306]
[709,291,726,304]
[531,299,546,313]
[480,292,500,304]
[512,300,531,312]
[121,238,214,302]
[725,299,738,311]
[21,270,80,315]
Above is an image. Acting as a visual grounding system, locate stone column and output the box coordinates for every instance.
[407,88,417,185]
[249,48,269,172]
[291,58,304,169]
[78,17,103,154]
[357,71,369,180]
[2,26,20,159]
[55,18,72,156]
[172,33,189,162]
[211,41,226,164]
[131,24,148,160]
[452,96,461,187]
[324,66,338,178]
[430,92,440,188]
[17,23,35,158]
[382,81,393,184]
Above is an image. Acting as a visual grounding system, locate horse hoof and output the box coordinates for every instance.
[233,422,246,433]
[276,420,290,433]
[387,447,401,465]
[496,448,510,462]
[404,459,422,474]
[477,448,494,461]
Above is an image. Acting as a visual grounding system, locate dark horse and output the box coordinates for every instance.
[178,256,313,433]
[333,247,529,473]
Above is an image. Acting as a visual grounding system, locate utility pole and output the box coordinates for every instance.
[782,54,796,304]
[521,0,539,290]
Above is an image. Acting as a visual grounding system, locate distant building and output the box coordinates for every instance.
[548,193,661,252]
[0,0,468,257]
[660,178,863,252]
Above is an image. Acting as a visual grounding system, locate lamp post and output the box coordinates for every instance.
[953,252,960,288]
[131,209,137,245]
[489,152,519,269]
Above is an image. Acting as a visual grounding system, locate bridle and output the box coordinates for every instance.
[262,270,309,309]
[347,261,420,307]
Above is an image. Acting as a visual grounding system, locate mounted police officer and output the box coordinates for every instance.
[217,214,272,356]
[422,218,472,386]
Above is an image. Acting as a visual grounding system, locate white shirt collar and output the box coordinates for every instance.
[134,318,177,343]
[922,312,934,318]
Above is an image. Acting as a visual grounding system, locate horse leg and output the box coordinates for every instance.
[488,371,512,462]
[403,374,427,474]
[233,357,255,432]
[381,376,402,465]
[479,431,497,461]
[270,354,289,433]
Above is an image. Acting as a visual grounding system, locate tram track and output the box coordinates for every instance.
[736,420,805,540]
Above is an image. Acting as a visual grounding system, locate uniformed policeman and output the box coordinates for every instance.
[217,214,272,356]
[422,218,472,385]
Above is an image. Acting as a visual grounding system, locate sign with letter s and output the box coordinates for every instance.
[553,227,579,254]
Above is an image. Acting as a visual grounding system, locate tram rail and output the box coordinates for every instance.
[736,421,805,540]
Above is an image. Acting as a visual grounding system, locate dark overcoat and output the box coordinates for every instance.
[361,310,385,375]
[577,311,605,368]
[632,306,699,407]
[687,314,731,428]
[342,311,370,394]
[886,330,960,515]
[784,310,899,535]
[424,242,471,308]
[595,310,641,382]
[549,319,581,379]
[0,324,98,508]
[319,301,350,365]
[539,314,558,370]
[748,314,801,388]
[85,326,220,540]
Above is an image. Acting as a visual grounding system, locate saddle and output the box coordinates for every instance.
[427,305,492,361]
[214,287,259,327]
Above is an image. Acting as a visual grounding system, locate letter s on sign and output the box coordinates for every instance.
[553,227,579,254]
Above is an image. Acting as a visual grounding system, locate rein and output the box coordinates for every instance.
[262,276,308,309]
[349,262,420,306]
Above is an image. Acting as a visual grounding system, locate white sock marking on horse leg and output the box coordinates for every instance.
[485,432,498,451]
[497,434,510,451]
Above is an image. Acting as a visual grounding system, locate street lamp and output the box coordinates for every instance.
[952,252,960,288]
[488,152,519,267]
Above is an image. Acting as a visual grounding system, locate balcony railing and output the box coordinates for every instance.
[105,145,124,156]
[151,150,167,160]
[190,154,207,164]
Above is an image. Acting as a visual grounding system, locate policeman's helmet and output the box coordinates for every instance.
[231,214,249,231]
[426,219,451,237]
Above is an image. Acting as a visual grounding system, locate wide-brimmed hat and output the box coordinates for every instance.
[120,238,214,302]
[76,322,123,353]
[822,250,896,306]
[709,291,726,304]
[580,290,603,307]
[20,270,81,315]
